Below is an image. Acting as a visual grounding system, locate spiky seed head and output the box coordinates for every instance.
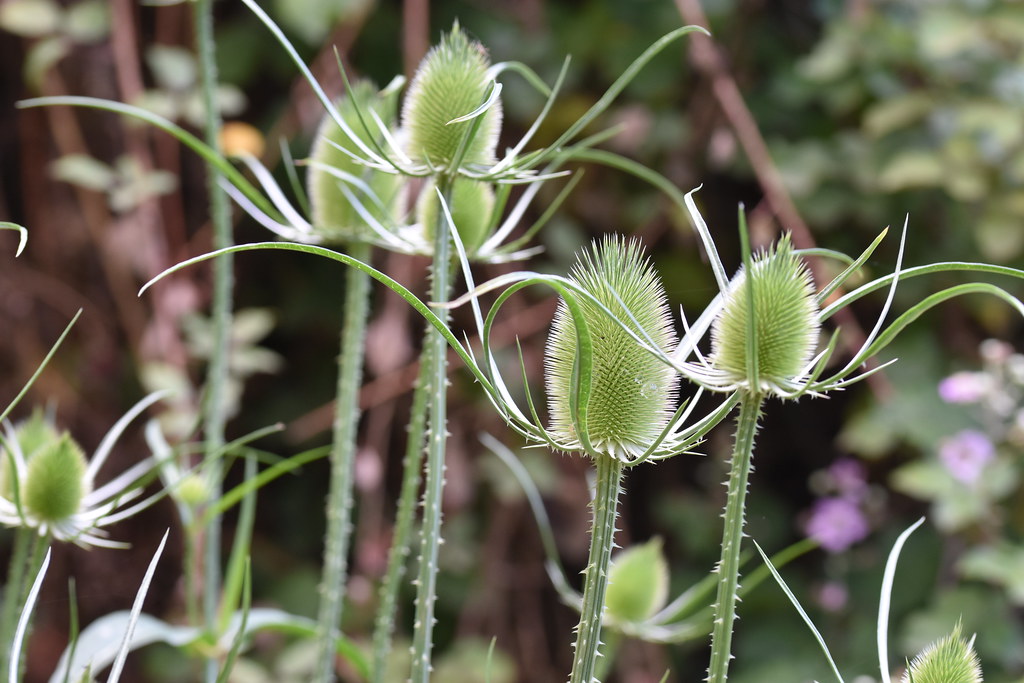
[605,537,669,624]
[0,410,61,500]
[900,622,983,683]
[176,473,211,507]
[308,80,405,243]
[545,236,678,461]
[13,409,61,460]
[710,233,819,394]
[24,433,87,524]
[416,177,495,254]
[401,22,502,168]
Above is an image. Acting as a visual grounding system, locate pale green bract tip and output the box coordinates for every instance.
[711,233,820,396]
[544,235,677,462]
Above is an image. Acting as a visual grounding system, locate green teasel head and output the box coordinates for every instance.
[416,177,495,254]
[1,409,61,500]
[401,21,502,169]
[901,621,983,683]
[710,233,820,396]
[545,236,678,462]
[24,432,88,525]
[307,80,405,243]
[604,537,669,624]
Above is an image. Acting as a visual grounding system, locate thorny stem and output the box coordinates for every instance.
[569,455,625,683]
[371,348,432,682]
[2,530,48,680]
[0,528,32,674]
[409,176,454,683]
[193,1,233,678]
[314,240,373,683]
[707,394,762,683]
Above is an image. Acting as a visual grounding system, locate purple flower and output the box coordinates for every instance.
[816,581,849,612]
[827,458,868,500]
[939,429,995,484]
[938,372,989,404]
[804,497,869,553]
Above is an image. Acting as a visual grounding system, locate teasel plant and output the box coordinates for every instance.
[650,189,1024,683]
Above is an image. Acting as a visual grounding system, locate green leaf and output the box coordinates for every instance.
[61,0,109,43]
[976,211,1024,262]
[0,0,61,37]
[145,44,197,91]
[875,150,945,192]
[959,543,1024,604]
[863,93,933,139]
[24,36,68,91]
[49,153,114,192]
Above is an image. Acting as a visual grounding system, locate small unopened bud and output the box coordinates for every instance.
[605,537,669,624]
[24,433,87,524]
[401,22,502,168]
[176,473,211,507]
[711,234,819,394]
[901,622,983,683]
[545,236,677,461]
[416,177,495,254]
[308,80,405,243]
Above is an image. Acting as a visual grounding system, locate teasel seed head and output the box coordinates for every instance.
[24,433,87,525]
[901,621,983,683]
[545,236,678,462]
[416,177,495,254]
[0,410,60,500]
[401,22,502,169]
[711,233,820,395]
[308,80,405,243]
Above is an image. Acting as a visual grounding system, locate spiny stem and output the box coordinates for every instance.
[0,528,33,674]
[314,240,372,683]
[371,348,432,683]
[409,176,454,683]
[569,455,625,683]
[192,2,233,679]
[707,394,763,683]
[4,530,47,681]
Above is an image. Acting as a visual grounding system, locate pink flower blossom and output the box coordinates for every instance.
[816,581,849,612]
[804,497,869,553]
[938,372,989,404]
[827,457,868,500]
[939,429,995,484]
